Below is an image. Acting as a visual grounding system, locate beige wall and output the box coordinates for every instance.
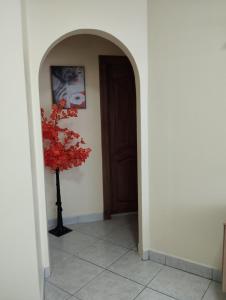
[0,1,41,299]
[149,0,226,269]
[39,35,124,220]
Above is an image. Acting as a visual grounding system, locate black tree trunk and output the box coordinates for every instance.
[49,168,72,237]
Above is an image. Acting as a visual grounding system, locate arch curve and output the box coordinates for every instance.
[39,29,140,90]
[38,29,144,270]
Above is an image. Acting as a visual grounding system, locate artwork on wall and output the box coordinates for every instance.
[51,66,86,109]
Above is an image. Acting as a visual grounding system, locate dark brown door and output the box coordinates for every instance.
[99,56,138,219]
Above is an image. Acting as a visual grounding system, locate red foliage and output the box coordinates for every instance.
[41,99,91,171]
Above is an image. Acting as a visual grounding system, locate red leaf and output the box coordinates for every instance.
[40,101,91,171]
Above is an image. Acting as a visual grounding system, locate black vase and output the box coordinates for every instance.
[49,168,72,237]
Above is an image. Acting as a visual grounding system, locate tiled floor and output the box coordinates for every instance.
[45,214,225,300]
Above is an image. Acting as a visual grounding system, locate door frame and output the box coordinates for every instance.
[99,55,138,219]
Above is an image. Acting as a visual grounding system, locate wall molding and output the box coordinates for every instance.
[48,213,103,229]
[145,249,222,282]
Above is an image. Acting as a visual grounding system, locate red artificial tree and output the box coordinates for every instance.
[41,99,91,236]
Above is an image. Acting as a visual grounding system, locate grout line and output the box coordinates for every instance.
[96,236,136,251]
[67,243,131,270]
[69,225,138,249]
[75,294,82,300]
[132,286,146,300]
[73,268,106,296]
[98,233,138,250]
[71,219,126,234]
[71,228,110,239]
[49,241,132,272]
[111,212,138,217]
[49,245,74,258]
[56,251,146,293]
[145,266,212,300]
[163,263,212,280]
[71,254,106,270]
[49,235,103,258]
[145,266,164,287]
[49,250,138,296]
[71,252,149,298]
[146,287,180,300]
[201,280,212,300]
[50,228,137,255]
[50,229,105,241]
[46,280,74,297]
[73,249,145,287]
[106,249,131,268]
[106,269,144,286]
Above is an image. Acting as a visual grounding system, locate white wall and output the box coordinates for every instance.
[5,3,226,295]
[149,0,226,269]
[23,0,149,287]
[39,35,124,220]
[0,1,42,299]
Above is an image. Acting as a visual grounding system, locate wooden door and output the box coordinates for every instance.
[99,56,138,219]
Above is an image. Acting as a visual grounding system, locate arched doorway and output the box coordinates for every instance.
[38,31,143,272]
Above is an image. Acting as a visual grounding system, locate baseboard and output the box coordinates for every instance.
[141,250,149,261]
[212,268,223,282]
[111,212,138,217]
[147,249,222,282]
[48,213,103,229]
[41,268,46,300]
[44,266,51,278]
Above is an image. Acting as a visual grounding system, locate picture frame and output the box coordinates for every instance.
[50,66,86,109]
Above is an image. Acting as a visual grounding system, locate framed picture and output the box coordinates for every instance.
[50,66,86,109]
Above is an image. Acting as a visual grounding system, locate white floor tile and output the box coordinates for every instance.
[203,282,225,300]
[136,288,175,300]
[102,227,138,249]
[109,250,163,285]
[48,256,103,294]
[76,270,143,300]
[110,214,138,227]
[49,247,73,268]
[77,239,128,267]
[45,282,71,300]
[71,220,119,238]
[149,266,210,300]
[49,231,98,255]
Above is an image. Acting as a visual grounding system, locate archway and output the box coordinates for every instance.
[38,29,146,274]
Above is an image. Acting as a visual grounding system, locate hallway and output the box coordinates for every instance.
[46,215,224,300]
